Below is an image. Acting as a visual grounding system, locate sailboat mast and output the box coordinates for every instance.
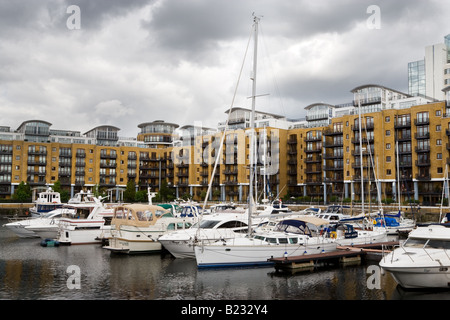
[248,15,259,235]
[358,98,365,215]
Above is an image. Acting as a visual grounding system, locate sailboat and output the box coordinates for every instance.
[372,141,415,235]
[194,16,337,268]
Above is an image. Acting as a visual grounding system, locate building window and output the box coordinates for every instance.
[386,169,391,175]
[385,116,390,122]
[436,125,441,132]
[386,143,391,149]
[438,167,443,174]
[386,130,390,136]
[437,153,442,159]
[436,110,441,116]
[386,156,391,162]
[437,139,442,146]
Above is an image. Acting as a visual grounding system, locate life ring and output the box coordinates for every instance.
[330,231,337,239]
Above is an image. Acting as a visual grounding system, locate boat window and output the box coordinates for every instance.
[266,237,277,244]
[155,210,167,217]
[278,238,288,244]
[254,235,265,241]
[288,238,298,244]
[198,220,221,229]
[136,210,153,221]
[403,238,428,248]
[426,240,450,250]
[218,221,247,229]
[167,223,176,230]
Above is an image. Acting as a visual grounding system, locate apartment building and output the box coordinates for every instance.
[2,85,450,205]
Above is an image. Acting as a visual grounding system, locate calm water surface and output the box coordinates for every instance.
[1,219,450,301]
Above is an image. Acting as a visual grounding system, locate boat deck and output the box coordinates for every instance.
[269,241,398,272]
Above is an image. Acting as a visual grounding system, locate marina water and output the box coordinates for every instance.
[1,219,449,301]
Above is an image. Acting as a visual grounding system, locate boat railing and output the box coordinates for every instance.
[386,244,415,264]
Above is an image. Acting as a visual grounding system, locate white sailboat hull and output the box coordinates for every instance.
[335,229,388,246]
[194,238,338,268]
[159,228,244,259]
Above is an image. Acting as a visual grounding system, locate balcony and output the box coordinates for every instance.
[322,128,343,136]
[304,136,322,143]
[304,156,322,163]
[414,118,429,126]
[394,120,411,129]
[414,132,430,139]
[415,146,430,153]
[415,173,431,180]
[304,147,322,153]
[415,160,431,167]
[396,134,411,141]
[305,178,323,185]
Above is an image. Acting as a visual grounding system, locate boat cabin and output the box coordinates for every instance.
[111,204,172,228]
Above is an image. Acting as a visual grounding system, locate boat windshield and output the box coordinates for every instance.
[197,219,247,229]
[404,238,450,249]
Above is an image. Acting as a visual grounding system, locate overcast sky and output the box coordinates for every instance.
[1,0,450,137]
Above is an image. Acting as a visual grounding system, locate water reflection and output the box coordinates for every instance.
[1,220,449,300]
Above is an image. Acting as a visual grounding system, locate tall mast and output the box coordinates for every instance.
[248,15,259,235]
[358,97,364,215]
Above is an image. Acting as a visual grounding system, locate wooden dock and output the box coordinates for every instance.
[269,241,398,273]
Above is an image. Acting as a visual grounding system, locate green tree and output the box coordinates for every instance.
[52,180,70,202]
[135,190,148,203]
[157,180,175,202]
[13,181,32,203]
[124,180,136,202]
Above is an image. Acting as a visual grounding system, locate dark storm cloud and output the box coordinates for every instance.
[0,0,449,136]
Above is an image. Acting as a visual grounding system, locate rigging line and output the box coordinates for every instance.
[363,122,381,209]
[201,24,254,216]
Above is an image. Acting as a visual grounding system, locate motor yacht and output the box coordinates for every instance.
[4,207,75,238]
[379,224,450,289]
[29,187,63,217]
[56,197,114,245]
[103,204,196,254]
[159,211,262,259]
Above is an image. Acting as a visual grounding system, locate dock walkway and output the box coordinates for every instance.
[269,241,398,272]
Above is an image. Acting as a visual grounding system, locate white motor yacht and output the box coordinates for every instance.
[103,204,195,254]
[379,224,450,289]
[159,212,261,259]
[56,197,114,245]
[29,187,63,217]
[4,208,75,238]
[194,216,337,268]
